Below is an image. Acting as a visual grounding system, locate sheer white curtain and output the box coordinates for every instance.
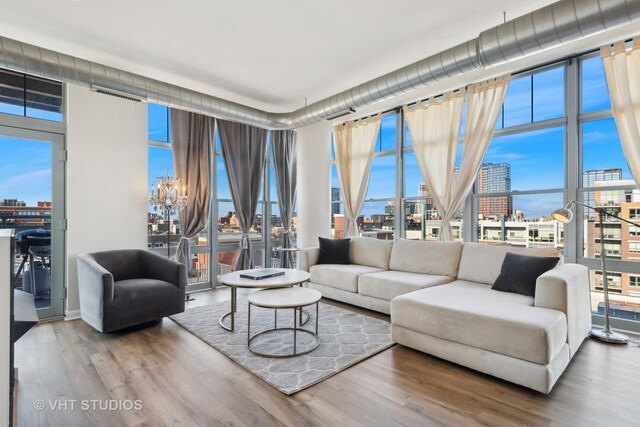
[602,39,640,188]
[404,76,510,241]
[333,117,381,236]
[404,92,464,241]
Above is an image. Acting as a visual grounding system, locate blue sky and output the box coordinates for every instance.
[0,137,52,206]
[0,55,629,220]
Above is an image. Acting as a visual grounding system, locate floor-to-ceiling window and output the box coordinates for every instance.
[327,49,640,329]
[331,112,399,239]
[148,107,287,288]
[147,105,211,291]
[403,117,464,241]
[0,68,65,319]
[475,65,566,250]
[267,141,297,268]
[215,127,265,276]
[578,53,640,322]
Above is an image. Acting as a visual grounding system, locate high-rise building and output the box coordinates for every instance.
[417,183,434,215]
[583,180,640,313]
[477,163,512,218]
[384,202,395,216]
[405,201,419,215]
[331,187,341,215]
[418,183,429,198]
[583,168,623,218]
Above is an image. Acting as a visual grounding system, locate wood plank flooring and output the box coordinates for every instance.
[15,288,640,427]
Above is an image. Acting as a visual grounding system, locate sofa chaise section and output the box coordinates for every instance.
[390,243,591,393]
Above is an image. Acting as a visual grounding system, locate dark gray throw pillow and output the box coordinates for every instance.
[317,237,351,264]
[492,252,560,297]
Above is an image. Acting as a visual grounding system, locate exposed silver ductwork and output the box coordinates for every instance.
[0,0,638,129]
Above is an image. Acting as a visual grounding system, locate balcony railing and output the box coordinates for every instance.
[594,250,622,257]
[595,234,622,240]
[0,214,51,233]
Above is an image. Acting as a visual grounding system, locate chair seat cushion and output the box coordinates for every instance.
[391,280,567,364]
[358,271,454,301]
[103,279,184,332]
[310,264,384,292]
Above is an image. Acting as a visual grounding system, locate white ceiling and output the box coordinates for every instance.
[0,0,559,112]
[0,0,638,120]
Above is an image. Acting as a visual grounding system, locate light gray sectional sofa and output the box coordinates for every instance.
[299,237,591,393]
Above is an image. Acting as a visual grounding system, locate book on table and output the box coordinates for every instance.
[239,269,286,280]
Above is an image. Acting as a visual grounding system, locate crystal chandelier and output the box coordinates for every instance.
[149,175,188,215]
[149,175,188,258]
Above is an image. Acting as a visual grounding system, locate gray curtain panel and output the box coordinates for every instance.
[170,109,214,276]
[217,119,268,270]
[272,130,297,268]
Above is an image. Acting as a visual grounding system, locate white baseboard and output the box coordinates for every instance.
[64,310,81,321]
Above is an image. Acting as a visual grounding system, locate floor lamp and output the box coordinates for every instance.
[551,200,629,344]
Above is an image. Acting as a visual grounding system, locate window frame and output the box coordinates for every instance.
[149,110,287,290]
[329,51,640,332]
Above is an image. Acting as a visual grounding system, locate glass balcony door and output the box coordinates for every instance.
[0,126,65,319]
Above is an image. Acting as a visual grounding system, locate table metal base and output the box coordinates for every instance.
[219,284,311,332]
[247,303,320,358]
[219,309,311,332]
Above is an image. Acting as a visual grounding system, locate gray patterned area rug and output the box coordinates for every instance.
[170,298,394,395]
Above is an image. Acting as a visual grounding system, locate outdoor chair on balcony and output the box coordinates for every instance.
[77,249,186,333]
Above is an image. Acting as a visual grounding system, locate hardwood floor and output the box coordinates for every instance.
[15,288,640,427]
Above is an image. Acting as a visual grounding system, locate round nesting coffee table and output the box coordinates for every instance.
[218,268,310,332]
[247,287,321,358]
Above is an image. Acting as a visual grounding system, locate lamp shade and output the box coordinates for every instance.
[551,206,573,224]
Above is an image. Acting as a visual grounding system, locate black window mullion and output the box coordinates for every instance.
[530,75,534,124]
[22,74,26,117]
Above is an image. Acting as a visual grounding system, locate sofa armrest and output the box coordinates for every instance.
[298,247,320,272]
[140,250,187,291]
[535,263,591,356]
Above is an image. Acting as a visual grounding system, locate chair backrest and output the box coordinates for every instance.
[89,249,144,281]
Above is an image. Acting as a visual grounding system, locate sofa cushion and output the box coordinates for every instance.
[492,253,560,297]
[457,243,561,285]
[389,239,463,276]
[358,270,454,301]
[310,264,384,293]
[349,237,394,269]
[391,280,567,365]
[317,237,350,264]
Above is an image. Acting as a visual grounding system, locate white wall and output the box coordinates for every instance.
[0,231,11,425]
[65,84,148,314]
[297,121,332,248]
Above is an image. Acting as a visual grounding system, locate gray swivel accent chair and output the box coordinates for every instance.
[77,249,186,333]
